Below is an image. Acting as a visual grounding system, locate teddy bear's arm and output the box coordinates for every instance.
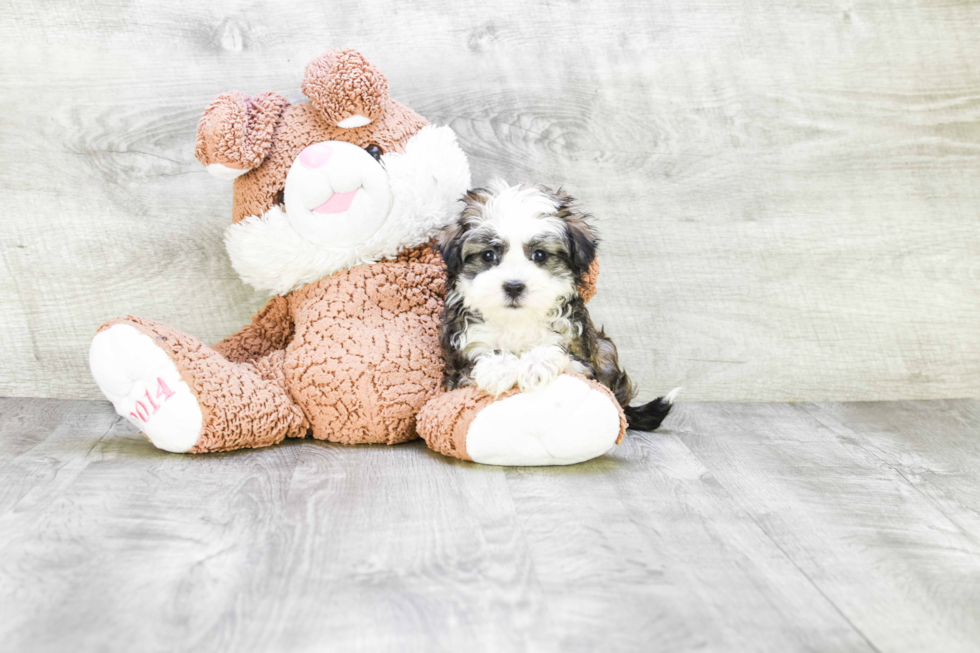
[211,294,294,364]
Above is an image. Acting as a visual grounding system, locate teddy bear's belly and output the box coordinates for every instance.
[283,311,444,445]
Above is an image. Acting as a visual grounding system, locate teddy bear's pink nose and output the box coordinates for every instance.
[298,143,333,169]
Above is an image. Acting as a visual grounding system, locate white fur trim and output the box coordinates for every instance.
[206,163,250,181]
[90,324,203,453]
[465,375,621,466]
[224,125,471,295]
[664,386,684,403]
[337,114,372,128]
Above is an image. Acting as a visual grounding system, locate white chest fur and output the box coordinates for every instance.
[461,318,570,358]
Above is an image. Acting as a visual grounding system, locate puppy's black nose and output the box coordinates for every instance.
[503,281,526,299]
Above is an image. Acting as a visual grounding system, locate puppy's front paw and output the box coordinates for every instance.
[472,352,521,397]
[517,346,570,392]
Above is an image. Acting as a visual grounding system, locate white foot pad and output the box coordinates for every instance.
[89,324,203,453]
[465,375,621,466]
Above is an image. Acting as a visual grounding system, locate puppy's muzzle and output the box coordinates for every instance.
[502,281,526,300]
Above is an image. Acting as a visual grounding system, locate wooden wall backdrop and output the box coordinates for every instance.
[1,0,978,402]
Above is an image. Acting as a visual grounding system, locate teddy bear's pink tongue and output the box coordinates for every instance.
[312,189,359,214]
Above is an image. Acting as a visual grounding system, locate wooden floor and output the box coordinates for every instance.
[1,397,979,652]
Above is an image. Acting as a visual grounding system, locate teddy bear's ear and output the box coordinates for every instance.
[195,91,289,180]
[301,49,389,129]
[578,257,600,303]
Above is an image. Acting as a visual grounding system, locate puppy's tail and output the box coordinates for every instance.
[623,387,682,432]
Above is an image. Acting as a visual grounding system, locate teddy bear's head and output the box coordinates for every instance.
[195,49,470,295]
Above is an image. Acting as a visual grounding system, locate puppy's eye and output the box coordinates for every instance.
[531,249,548,263]
[481,250,497,263]
[364,144,383,161]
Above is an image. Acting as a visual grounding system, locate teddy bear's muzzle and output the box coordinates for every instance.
[298,143,361,214]
[283,140,393,248]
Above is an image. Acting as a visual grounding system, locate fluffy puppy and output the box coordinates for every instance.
[436,180,678,431]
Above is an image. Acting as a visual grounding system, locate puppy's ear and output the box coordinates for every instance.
[436,220,466,276]
[437,188,490,274]
[461,187,491,209]
[566,216,598,274]
[553,188,598,274]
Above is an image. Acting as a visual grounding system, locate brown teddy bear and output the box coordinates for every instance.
[89,49,627,466]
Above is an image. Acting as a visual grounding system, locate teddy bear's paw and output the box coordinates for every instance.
[472,351,521,396]
[465,374,622,466]
[516,345,570,392]
[90,323,203,453]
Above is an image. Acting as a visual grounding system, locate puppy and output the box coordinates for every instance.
[436,181,678,431]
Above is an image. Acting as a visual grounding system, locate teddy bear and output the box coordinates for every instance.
[89,49,627,466]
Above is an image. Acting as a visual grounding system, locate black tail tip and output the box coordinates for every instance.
[624,387,682,432]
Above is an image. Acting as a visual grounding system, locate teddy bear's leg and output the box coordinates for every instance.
[417,374,627,466]
[90,318,308,454]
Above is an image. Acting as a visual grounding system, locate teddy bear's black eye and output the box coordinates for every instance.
[364,144,383,162]
[482,250,497,263]
[531,249,548,263]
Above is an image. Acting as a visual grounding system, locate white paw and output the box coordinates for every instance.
[472,351,521,396]
[465,375,621,466]
[89,324,203,453]
[517,345,570,392]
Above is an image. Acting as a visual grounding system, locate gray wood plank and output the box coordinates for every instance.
[800,399,980,563]
[801,399,980,501]
[2,1,979,402]
[0,397,121,515]
[674,400,980,653]
[0,400,308,652]
[1,396,924,652]
[9,398,980,651]
[503,434,877,652]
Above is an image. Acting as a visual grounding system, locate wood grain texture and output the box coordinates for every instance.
[674,400,980,652]
[2,396,980,651]
[1,0,978,401]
